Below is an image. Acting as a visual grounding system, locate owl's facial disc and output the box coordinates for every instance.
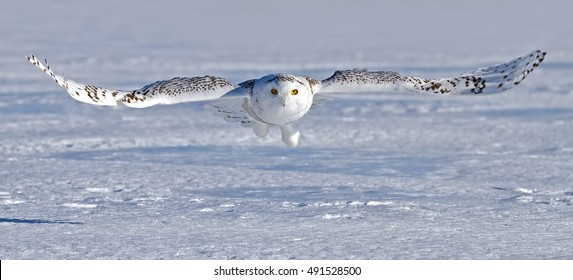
[269,86,301,106]
[250,74,314,125]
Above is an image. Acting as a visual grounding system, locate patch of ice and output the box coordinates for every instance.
[322,214,341,219]
[367,201,393,206]
[348,201,365,206]
[199,208,214,212]
[516,196,534,203]
[516,188,536,194]
[61,203,97,208]
[133,197,166,202]
[282,202,307,208]
[86,187,112,193]
[1,199,25,205]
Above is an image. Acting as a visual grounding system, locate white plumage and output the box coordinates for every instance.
[27,50,546,147]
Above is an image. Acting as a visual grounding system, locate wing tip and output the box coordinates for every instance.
[513,49,547,84]
[522,49,546,67]
[26,53,42,68]
[532,49,547,67]
[26,53,58,76]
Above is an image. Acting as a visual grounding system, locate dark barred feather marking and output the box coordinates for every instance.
[27,54,241,108]
[122,76,237,107]
[27,54,131,106]
[320,50,546,95]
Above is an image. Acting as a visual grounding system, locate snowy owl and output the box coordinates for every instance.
[27,50,546,147]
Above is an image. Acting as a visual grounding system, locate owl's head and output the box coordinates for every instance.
[250,74,317,125]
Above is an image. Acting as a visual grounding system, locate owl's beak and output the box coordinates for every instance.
[280,95,288,107]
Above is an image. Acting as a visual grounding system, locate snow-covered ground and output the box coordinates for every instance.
[1,0,572,259]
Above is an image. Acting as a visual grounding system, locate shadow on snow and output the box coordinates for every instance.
[51,145,452,178]
[0,218,83,225]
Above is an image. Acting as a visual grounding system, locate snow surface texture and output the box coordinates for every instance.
[1,0,573,259]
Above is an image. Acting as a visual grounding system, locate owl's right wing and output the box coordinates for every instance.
[317,50,546,96]
[27,54,248,108]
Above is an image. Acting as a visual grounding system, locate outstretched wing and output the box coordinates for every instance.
[318,50,546,96]
[206,98,252,127]
[27,54,246,108]
[204,79,256,127]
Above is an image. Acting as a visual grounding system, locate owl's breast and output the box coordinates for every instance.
[248,92,313,125]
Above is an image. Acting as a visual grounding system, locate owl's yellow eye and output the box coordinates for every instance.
[271,88,278,95]
[290,89,298,95]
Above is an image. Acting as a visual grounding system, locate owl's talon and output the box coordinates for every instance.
[252,121,269,138]
[280,125,300,147]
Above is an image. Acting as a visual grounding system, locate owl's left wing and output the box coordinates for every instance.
[204,79,255,127]
[317,50,546,96]
[27,54,248,108]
